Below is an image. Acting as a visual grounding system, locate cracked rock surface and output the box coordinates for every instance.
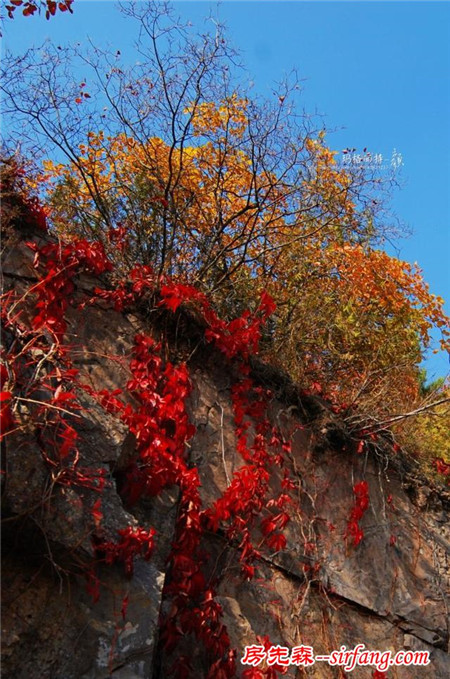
[2,236,449,678]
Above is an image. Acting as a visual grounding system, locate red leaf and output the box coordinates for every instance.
[434,458,450,476]
[259,289,276,318]
[266,533,287,552]
[261,517,277,536]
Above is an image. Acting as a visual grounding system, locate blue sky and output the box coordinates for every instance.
[2,0,449,379]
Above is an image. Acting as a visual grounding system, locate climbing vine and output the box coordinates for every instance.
[0,201,296,677]
[1,175,442,679]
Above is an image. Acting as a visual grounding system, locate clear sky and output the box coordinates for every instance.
[2,0,449,379]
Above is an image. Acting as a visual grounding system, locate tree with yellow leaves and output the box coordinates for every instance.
[2,1,448,462]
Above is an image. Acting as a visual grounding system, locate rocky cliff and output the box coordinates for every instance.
[1,226,449,679]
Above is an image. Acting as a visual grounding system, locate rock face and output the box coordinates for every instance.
[1,231,449,679]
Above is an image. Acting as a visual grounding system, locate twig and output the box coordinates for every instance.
[15,397,82,418]
[215,401,231,486]
[365,397,450,433]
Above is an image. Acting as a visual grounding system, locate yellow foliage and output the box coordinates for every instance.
[37,107,450,429]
